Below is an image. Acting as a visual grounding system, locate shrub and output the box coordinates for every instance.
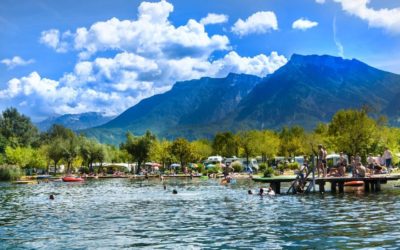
[259,163,267,172]
[288,162,299,170]
[263,166,274,177]
[0,165,23,181]
[197,163,205,174]
[207,166,222,174]
[231,161,243,172]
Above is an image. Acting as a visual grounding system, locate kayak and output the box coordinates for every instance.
[344,181,364,187]
[62,176,84,182]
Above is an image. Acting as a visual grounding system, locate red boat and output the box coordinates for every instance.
[344,181,364,187]
[62,176,84,182]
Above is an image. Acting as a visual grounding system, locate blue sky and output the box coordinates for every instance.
[0,0,399,121]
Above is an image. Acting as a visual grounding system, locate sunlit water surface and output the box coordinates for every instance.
[1,178,400,249]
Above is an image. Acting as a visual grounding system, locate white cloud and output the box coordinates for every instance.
[200,13,228,25]
[292,18,318,30]
[1,1,288,119]
[232,11,278,36]
[316,0,325,4]
[210,51,287,77]
[1,56,34,69]
[39,29,70,53]
[333,16,344,57]
[334,0,400,33]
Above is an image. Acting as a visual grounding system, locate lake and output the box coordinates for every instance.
[1,178,400,249]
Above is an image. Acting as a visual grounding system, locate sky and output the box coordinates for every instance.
[0,0,399,121]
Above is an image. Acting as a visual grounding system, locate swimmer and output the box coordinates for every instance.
[248,190,253,195]
[163,184,166,190]
[267,187,276,196]
[172,189,178,194]
[49,194,55,200]
[258,188,264,196]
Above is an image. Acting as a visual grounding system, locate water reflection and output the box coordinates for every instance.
[1,178,400,249]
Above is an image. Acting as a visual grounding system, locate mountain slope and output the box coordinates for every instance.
[85,73,261,143]
[36,112,115,131]
[235,54,400,129]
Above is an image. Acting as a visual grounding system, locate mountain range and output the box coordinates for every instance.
[81,54,400,144]
[36,112,115,131]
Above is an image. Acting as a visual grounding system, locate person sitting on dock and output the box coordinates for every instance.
[355,163,366,178]
[317,144,326,177]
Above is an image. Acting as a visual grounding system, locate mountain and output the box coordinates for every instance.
[84,73,261,143]
[85,54,400,144]
[36,112,115,131]
[235,54,400,129]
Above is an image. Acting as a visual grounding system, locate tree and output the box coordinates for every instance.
[170,138,192,169]
[120,131,155,174]
[5,146,32,168]
[212,132,239,157]
[328,109,379,157]
[0,108,39,148]
[254,130,280,162]
[150,139,174,168]
[191,139,212,162]
[278,126,307,157]
[80,138,106,173]
[237,131,258,169]
[47,138,64,174]
[61,135,80,173]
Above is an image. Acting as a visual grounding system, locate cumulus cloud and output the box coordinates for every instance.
[209,51,287,77]
[334,0,400,33]
[292,18,318,30]
[232,11,278,36]
[1,56,34,69]
[315,0,325,4]
[39,29,71,53]
[200,13,228,25]
[1,0,287,119]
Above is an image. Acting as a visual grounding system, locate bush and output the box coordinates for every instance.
[0,165,23,181]
[207,166,222,174]
[288,162,299,170]
[231,161,243,172]
[263,166,274,177]
[197,163,205,174]
[259,163,267,172]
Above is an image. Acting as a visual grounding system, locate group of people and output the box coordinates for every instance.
[248,187,275,196]
[316,144,394,178]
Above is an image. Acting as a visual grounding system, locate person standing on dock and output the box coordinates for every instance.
[383,147,393,172]
[317,145,324,177]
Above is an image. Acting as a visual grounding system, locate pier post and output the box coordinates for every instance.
[338,182,344,193]
[270,182,281,194]
[319,181,325,193]
[370,181,376,192]
[364,181,370,192]
[331,181,337,193]
[376,180,381,191]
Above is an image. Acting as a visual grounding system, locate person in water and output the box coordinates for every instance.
[172,189,178,194]
[49,194,55,200]
[258,188,264,196]
[248,190,253,195]
[267,186,276,196]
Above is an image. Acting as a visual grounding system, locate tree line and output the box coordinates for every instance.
[0,107,399,180]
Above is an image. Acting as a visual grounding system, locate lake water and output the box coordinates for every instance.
[1,178,400,249]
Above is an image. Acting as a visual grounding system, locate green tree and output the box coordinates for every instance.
[237,130,258,169]
[0,108,39,148]
[212,132,239,157]
[191,139,212,162]
[120,131,155,174]
[255,130,280,162]
[61,135,80,173]
[150,139,174,168]
[278,126,307,157]
[5,146,32,168]
[328,109,378,157]
[80,138,106,173]
[170,138,192,168]
[47,138,64,174]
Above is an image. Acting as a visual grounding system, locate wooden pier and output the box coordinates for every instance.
[252,175,400,194]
